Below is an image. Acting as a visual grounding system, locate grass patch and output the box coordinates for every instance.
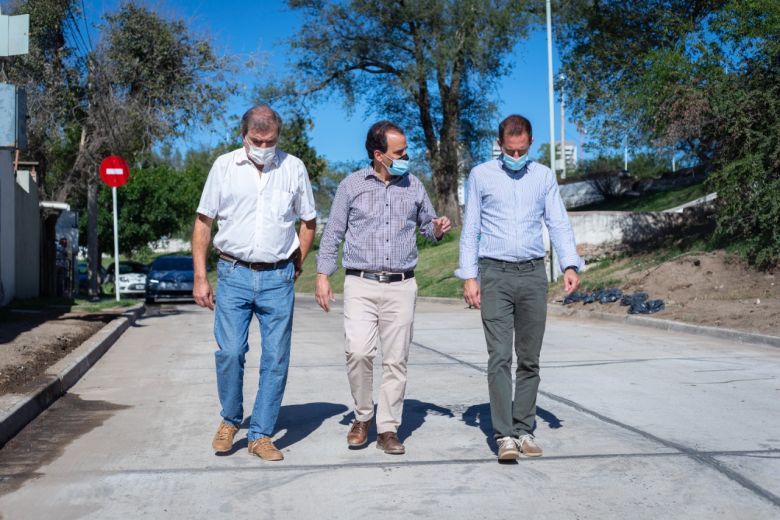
[577,181,709,212]
[5,295,139,313]
[295,231,463,298]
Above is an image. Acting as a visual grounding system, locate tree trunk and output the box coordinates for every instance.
[87,175,100,300]
[432,138,463,226]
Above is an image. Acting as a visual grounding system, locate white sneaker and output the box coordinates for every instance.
[497,436,520,460]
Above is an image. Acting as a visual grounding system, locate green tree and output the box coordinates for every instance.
[264,0,535,225]
[277,114,327,186]
[4,2,234,294]
[557,0,780,266]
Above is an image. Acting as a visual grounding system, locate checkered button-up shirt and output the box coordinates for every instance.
[316,167,439,275]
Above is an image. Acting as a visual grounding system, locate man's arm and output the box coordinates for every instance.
[315,180,350,312]
[543,174,583,295]
[192,213,215,310]
[294,218,317,279]
[417,187,451,240]
[455,171,482,308]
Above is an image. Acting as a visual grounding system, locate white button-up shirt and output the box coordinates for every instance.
[196,147,316,263]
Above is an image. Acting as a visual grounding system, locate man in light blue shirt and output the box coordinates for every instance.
[456,114,582,461]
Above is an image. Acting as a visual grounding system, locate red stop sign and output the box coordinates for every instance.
[99,155,130,188]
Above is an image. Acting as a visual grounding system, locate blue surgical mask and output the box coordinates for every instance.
[502,153,530,171]
[383,154,410,176]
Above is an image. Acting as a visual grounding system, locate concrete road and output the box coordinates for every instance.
[1,297,778,519]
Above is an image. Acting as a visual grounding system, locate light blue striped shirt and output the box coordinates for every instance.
[455,159,583,280]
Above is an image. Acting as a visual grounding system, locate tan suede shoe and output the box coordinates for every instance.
[497,436,520,461]
[248,437,284,461]
[517,434,543,457]
[212,421,239,453]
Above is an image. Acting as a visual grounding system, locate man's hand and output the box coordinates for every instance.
[463,278,481,309]
[193,276,215,310]
[291,248,303,281]
[315,273,335,312]
[563,268,580,295]
[432,216,452,239]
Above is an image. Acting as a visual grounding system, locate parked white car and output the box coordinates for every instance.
[105,261,149,296]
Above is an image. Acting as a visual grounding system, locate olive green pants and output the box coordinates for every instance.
[479,257,548,438]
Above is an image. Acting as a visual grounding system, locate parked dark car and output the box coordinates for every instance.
[145,255,194,304]
[77,261,107,294]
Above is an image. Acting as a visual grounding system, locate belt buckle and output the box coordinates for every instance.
[377,272,391,283]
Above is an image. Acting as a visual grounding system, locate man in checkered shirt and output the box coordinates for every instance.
[315,121,451,455]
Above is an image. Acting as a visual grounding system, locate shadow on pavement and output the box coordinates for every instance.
[273,402,348,450]
[336,399,455,446]
[0,393,130,496]
[462,403,564,454]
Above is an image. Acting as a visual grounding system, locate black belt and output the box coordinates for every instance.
[219,251,291,271]
[345,269,415,283]
[481,257,545,266]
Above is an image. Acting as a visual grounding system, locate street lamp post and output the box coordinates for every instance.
[545,0,557,281]
[560,73,566,180]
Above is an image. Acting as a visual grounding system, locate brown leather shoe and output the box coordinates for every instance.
[248,437,284,461]
[212,421,239,453]
[347,419,371,447]
[376,432,405,455]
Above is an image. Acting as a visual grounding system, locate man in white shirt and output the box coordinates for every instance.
[192,104,316,461]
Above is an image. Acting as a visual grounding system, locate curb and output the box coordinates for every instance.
[546,304,780,349]
[0,303,145,448]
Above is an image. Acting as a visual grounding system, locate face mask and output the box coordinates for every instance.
[382,154,410,176]
[502,152,530,171]
[246,142,276,165]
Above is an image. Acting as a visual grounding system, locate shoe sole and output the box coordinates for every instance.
[376,443,405,455]
[348,438,369,448]
[521,451,543,457]
[498,450,520,461]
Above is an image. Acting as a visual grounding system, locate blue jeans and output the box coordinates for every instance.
[214,258,295,440]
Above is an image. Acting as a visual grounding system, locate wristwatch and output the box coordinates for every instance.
[564,265,578,273]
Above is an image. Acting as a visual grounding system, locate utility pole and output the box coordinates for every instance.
[545,0,558,282]
[560,73,566,180]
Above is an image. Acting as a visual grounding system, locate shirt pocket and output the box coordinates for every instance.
[264,189,295,222]
[391,196,418,223]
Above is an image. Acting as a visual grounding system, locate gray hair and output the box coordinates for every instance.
[240,104,283,137]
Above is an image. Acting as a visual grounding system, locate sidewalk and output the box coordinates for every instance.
[0,297,778,518]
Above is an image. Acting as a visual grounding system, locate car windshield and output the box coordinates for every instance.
[151,257,193,271]
[119,263,148,274]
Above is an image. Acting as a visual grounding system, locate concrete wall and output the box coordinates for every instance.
[14,169,39,298]
[0,149,14,305]
[568,211,686,260]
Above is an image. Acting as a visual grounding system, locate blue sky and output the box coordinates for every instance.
[82,0,581,164]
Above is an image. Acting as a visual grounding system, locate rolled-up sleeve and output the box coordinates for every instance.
[295,163,317,221]
[196,160,222,219]
[455,171,481,280]
[544,176,584,272]
[316,180,350,276]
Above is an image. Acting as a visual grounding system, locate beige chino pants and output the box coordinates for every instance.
[343,274,417,434]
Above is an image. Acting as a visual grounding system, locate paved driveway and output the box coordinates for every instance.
[0,298,778,519]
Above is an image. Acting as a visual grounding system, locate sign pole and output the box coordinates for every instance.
[99,155,130,302]
[112,186,120,302]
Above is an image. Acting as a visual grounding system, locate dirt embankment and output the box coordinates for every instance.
[0,310,119,396]
[551,251,779,337]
